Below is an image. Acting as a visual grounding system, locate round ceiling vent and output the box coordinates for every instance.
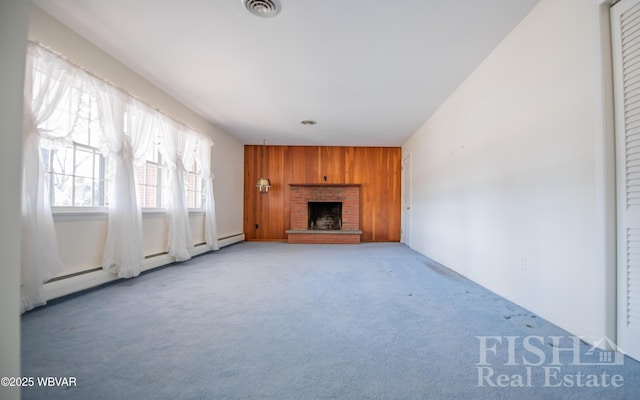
[242,0,281,18]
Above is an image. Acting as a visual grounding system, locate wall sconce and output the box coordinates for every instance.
[256,177,271,194]
[256,139,271,194]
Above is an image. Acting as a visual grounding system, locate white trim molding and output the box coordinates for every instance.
[41,233,245,303]
[593,0,618,350]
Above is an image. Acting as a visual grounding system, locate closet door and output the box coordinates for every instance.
[612,0,640,361]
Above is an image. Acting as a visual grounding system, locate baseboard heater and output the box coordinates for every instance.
[41,233,245,303]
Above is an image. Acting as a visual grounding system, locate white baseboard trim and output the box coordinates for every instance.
[42,233,245,302]
[218,233,245,248]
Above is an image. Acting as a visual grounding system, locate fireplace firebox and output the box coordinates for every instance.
[308,202,342,230]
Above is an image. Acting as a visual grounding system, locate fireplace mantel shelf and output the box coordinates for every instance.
[289,183,361,187]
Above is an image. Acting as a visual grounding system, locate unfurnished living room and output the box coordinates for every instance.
[3,0,640,399]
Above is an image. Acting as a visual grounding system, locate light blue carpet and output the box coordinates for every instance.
[21,242,640,399]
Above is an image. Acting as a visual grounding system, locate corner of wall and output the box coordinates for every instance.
[0,0,29,397]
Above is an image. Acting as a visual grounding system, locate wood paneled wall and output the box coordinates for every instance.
[244,146,401,242]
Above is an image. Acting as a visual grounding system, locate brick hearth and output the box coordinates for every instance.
[286,184,362,244]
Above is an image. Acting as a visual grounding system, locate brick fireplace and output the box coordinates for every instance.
[286,184,362,244]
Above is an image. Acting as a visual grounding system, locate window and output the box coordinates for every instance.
[40,91,107,207]
[135,135,166,209]
[32,51,210,212]
[186,159,203,209]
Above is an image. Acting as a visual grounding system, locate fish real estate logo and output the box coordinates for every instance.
[475,336,625,388]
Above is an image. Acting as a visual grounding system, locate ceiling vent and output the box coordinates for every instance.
[242,0,281,18]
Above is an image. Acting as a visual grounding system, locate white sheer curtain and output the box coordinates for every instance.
[22,44,219,311]
[161,118,196,261]
[21,44,82,312]
[198,138,219,251]
[98,87,154,278]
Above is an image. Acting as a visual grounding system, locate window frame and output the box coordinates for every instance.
[185,158,204,211]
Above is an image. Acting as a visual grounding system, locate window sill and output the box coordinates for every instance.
[51,207,205,221]
[141,208,204,216]
[141,208,166,216]
[52,207,108,221]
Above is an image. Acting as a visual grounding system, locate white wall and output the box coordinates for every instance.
[403,0,608,343]
[0,1,28,398]
[27,6,245,293]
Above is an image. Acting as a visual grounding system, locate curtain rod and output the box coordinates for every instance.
[28,40,213,145]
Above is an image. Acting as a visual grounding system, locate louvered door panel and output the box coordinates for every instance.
[613,0,640,362]
[626,228,640,326]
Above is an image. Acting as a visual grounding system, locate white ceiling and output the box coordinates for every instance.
[33,0,540,146]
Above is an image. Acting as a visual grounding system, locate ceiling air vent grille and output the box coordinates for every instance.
[242,0,281,18]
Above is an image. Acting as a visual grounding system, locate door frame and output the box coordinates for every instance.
[597,0,621,351]
[401,153,412,247]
